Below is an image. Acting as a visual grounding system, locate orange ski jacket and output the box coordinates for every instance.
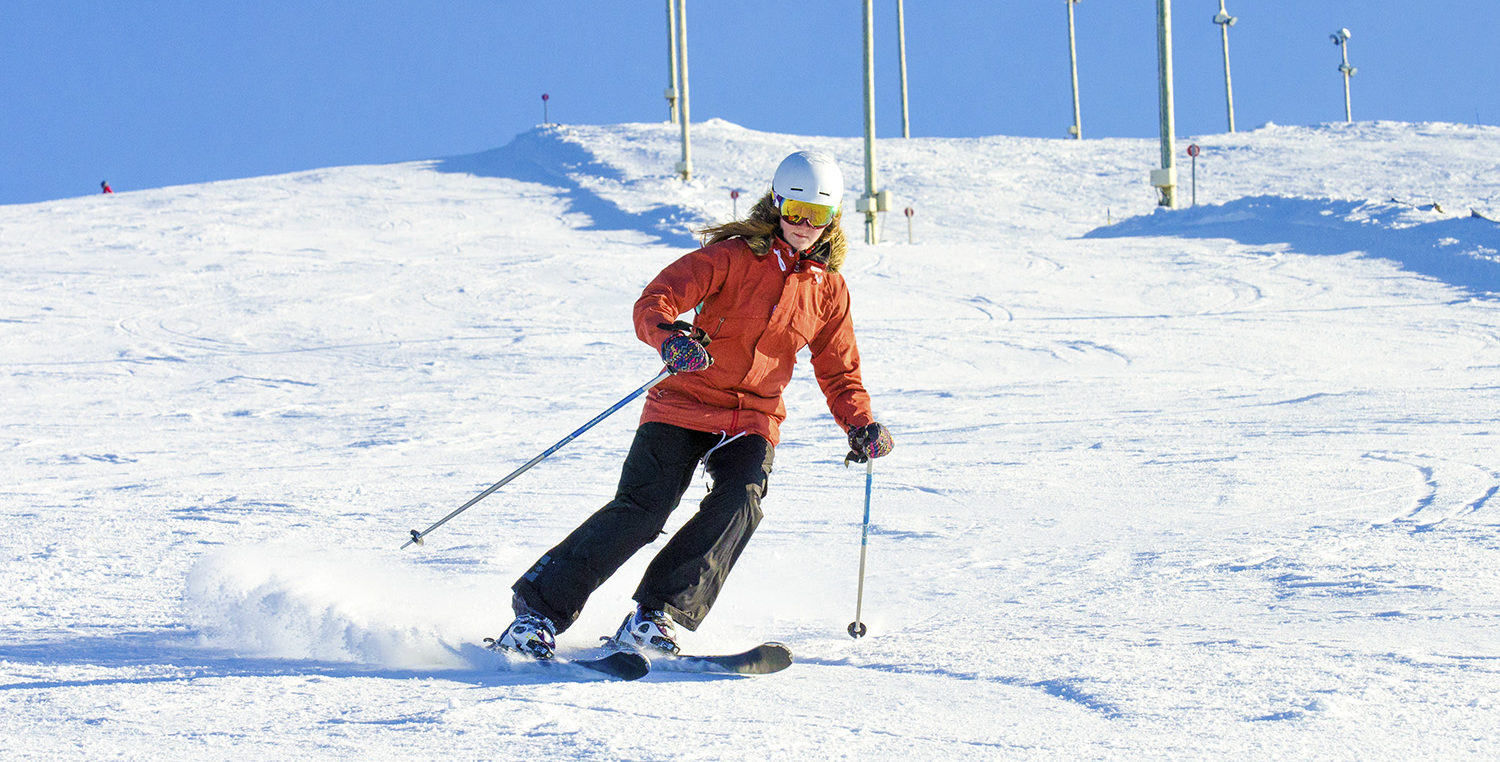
[633,237,874,446]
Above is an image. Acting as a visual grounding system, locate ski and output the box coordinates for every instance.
[556,650,652,680]
[482,639,651,681]
[649,642,793,676]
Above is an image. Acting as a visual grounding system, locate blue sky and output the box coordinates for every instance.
[4,1,1497,206]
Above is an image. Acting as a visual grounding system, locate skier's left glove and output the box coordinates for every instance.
[845,422,893,465]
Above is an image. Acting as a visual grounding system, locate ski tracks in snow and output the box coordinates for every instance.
[1363,452,1500,530]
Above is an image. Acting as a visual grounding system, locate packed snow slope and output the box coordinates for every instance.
[3,119,1500,759]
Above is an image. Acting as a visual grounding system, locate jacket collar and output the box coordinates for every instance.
[771,236,831,274]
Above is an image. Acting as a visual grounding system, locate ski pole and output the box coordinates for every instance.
[401,368,673,549]
[848,458,874,638]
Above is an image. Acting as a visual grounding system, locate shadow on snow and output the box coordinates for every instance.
[1085,195,1500,298]
[0,629,742,688]
[431,127,699,250]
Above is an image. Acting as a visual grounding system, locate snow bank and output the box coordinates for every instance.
[1089,195,1500,296]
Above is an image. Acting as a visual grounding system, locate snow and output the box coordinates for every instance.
[4,117,1500,759]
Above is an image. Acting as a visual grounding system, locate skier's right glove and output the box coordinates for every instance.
[845,422,893,465]
[658,321,712,373]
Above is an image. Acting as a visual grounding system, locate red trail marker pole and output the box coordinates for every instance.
[1186,144,1200,206]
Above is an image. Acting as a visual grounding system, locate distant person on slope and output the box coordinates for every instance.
[493,150,893,659]
[100,180,112,194]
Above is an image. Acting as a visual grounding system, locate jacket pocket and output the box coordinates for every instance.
[784,298,824,347]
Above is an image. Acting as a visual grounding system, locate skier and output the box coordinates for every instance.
[100,180,113,194]
[494,150,893,659]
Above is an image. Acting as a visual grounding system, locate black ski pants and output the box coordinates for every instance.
[511,422,774,633]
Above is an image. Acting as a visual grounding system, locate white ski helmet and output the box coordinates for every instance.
[772,151,843,211]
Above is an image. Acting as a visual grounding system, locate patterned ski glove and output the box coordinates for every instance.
[658,321,712,373]
[845,422,893,464]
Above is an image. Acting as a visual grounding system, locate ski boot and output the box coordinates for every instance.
[487,612,557,660]
[612,605,681,656]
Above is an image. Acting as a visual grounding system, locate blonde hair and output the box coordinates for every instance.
[697,191,847,271]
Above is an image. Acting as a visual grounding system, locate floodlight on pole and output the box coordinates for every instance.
[1066,0,1082,139]
[1331,27,1355,123]
[1213,0,1237,133]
